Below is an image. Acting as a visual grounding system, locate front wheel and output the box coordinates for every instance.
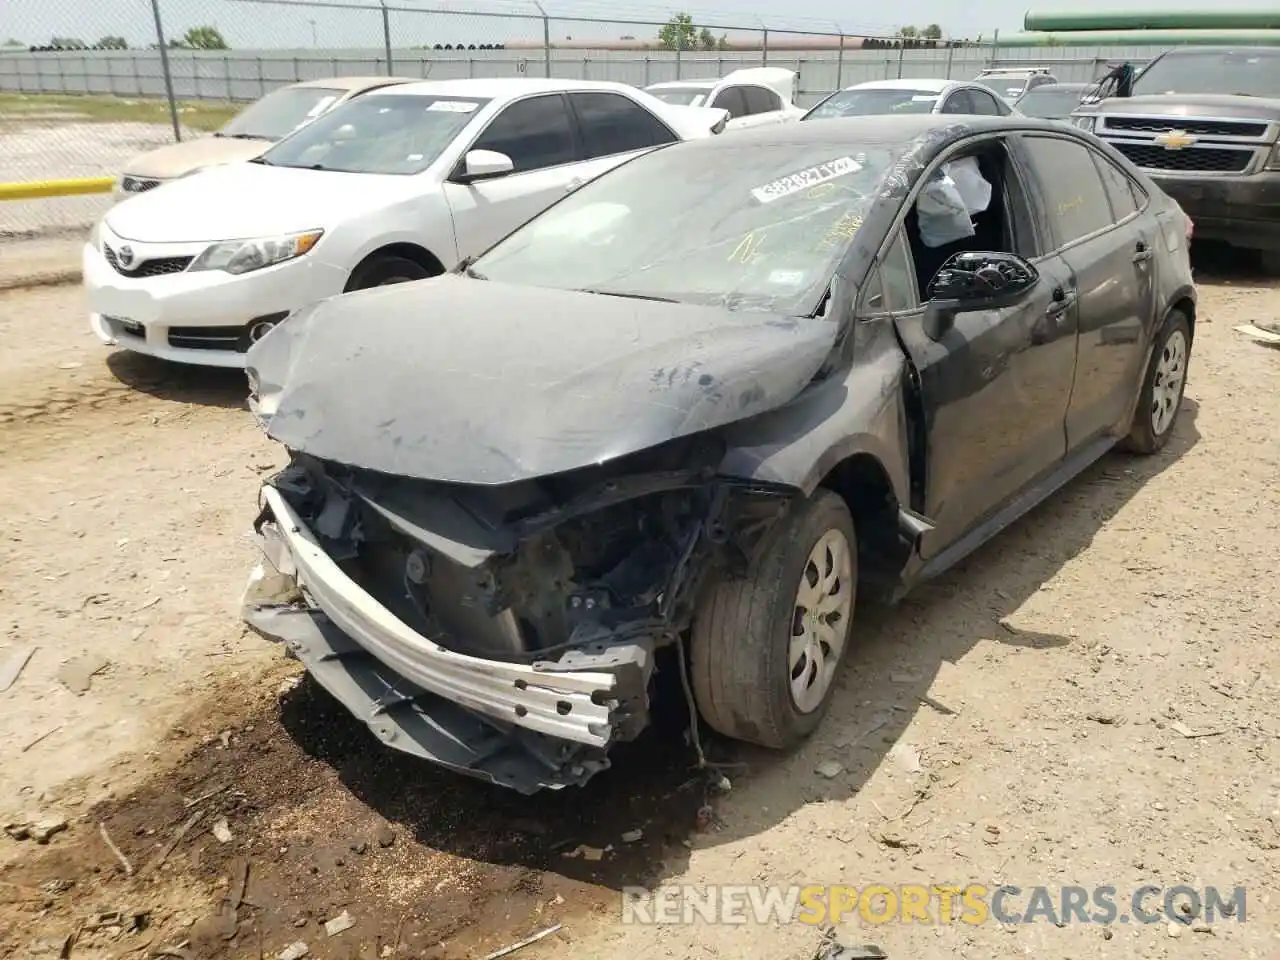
[346,255,434,292]
[690,489,857,750]
[1121,309,1192,455]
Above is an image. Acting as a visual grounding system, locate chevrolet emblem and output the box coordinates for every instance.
[1154,130,1197,150]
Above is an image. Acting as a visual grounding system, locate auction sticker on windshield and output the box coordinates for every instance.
[427,100,480,113]
[751,156,862,204]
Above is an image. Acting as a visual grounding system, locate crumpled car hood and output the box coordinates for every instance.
[246,275,838,484]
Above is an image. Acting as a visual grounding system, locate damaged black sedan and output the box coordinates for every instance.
[241,115,1195,793]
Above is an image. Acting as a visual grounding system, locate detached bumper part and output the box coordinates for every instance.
[242,487,654,793]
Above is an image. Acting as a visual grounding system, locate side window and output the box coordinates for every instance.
[859,232,918,314]
[942,91,975,114]
[743,85,782,115]
[568,92,677,159]
[968,90,1003,116]
[711,86,749,119]
[1019,135,1116,247]
[1091,151,1141,221]
[471,94,577,173]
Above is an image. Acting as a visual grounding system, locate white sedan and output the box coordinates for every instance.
[644,67,805,130]
[84,78,728,368]
[802,78,1015,120]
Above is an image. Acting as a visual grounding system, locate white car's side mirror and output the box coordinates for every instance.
[454,149,515,184]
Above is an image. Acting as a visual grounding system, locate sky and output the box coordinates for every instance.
[4,0,1279,50]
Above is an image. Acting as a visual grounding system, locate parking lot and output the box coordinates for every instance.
[0,255,1277,959]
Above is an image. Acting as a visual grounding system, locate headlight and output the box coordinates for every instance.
[1267,142,1280,171]
[1072,115,1096,133]
[190,230,323,276]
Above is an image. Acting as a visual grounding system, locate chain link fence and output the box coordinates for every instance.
[1,0,1153,237]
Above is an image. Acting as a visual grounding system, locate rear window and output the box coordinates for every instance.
[1015,87,1087,118]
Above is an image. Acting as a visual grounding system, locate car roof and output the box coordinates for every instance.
[1020,81,1092,91]
[647,79,718,90]
[366,77,647,98]
[843,78,959,93]
[289,76,415,92]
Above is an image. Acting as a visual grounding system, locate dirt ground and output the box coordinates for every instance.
[0,255,1278,960]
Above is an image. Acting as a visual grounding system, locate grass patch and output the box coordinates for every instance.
[0,92,243,131]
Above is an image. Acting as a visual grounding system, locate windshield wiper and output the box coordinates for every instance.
[456,256,487,279]
[576,288,678,303]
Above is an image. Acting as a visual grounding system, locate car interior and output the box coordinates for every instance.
[904,140,1033,301]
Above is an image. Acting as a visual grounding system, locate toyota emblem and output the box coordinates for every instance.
[117,245,135,267]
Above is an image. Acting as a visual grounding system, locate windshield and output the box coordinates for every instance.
[1015,87,1086,118]
[646,85,710,107]
[806,89,938,119]
[219,86,346,141]
[473,140,894,315]
[258,94,490,174]
[1131,50,1280,97]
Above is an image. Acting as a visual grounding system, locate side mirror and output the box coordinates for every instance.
[922,251,1039,340]
[452,149,514,184]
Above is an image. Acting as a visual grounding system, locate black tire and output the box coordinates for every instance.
[1121,309,1192,456]
[690,489,857,750]
[346,255,434,292]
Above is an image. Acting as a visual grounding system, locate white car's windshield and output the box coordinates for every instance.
[646,86,711,107]
[1132,50,1280,97]
[473,140,894,315]
[259,94,491,174]
[218,86,346,141]
[1015,87,1086,118]
[805,89,939,119]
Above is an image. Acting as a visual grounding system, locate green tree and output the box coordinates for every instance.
[698,27,716,50]
[3,38,25,47]
[658,12,697,51]
[51,36,86,49]
[896,25,918,38]
[97,35,128,49]
[181,25,229,50]
[921,24,943,40]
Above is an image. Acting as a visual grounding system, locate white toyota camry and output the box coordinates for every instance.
[84,77,728,367]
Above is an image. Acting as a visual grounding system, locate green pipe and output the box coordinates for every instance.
[997,28,1280,47]
[1024,10,1280,32]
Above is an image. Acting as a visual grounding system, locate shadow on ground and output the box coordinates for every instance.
[107,349,249,409]
[1192,241,1280,289]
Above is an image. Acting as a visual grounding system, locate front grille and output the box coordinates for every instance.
[1110,142,1253,174]
[120,176,161,194]
[103,245,193,278]
[1103,116,1269,139]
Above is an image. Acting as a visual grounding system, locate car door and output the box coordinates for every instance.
[739,85,787,127]
[441,93,583,260]
[887,136,1080,552]
[709,86,751,129]
[565,90,680,182]
[1015,133,1156,450]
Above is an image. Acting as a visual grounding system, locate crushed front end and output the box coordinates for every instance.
[241,439,791,793]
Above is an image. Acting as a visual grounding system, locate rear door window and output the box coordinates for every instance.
[711,86,749,119]
[743,85,783,114]
[1091,151,1144,221]
[471,94,578,173]
[968,89,1003,115]
[942,90,976,114]
[568,92,677,159]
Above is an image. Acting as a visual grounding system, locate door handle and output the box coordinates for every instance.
[1045,287,1077,317]
[1132,241,1153,264]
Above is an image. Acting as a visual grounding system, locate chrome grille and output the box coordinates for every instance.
[120,176,161,194]
[103,245,193,278]
[1103,116,1269,139]
[1110,142,1253,174]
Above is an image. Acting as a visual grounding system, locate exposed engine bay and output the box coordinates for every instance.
[242,434,794,793]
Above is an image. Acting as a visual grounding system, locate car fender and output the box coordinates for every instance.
[718,319,912,505]
[325,188,459,274]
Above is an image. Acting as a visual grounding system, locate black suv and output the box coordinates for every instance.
[1073,46,1280,272]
